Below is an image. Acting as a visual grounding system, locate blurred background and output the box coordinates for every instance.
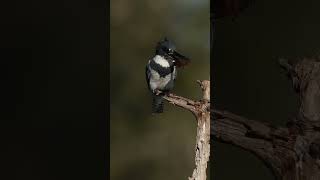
[110,0,210,180]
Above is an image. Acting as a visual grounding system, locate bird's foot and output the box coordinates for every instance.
[154,89,163,95]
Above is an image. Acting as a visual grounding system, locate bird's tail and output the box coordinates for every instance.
[152,94,164,113]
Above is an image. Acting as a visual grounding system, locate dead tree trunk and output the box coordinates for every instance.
[163,80,210,180]
[211,58,320,180]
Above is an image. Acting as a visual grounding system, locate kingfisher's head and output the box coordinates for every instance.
[155,37,190,67]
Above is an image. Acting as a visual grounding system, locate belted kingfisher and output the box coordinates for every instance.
[145,37,190,113]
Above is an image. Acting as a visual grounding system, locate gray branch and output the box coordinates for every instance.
[211,58,320,180]
[163,80,210,180]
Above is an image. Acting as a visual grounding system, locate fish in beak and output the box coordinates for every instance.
[171,50,190,68]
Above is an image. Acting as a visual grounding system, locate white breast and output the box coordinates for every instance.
[153,55,170,67]
[149,72,172,90]
[147,56,176,91]
[148,67,176,91]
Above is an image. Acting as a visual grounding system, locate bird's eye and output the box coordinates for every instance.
[162,47,169,52]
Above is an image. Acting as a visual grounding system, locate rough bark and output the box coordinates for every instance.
[211,58,320,180]
[163,80,210,180]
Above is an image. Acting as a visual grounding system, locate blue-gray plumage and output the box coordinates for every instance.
[146,38,190,113]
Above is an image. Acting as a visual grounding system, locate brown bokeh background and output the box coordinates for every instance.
[110,1,210,180]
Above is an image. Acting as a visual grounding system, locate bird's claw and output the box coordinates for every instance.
[154,90,162,95]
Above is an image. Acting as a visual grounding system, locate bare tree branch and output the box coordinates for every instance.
[163,93,198,116]
[211,108,294,178]
[163,80,210,180]
[210,58,320,180]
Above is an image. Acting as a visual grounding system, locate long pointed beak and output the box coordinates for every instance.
[171,51,190,67]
